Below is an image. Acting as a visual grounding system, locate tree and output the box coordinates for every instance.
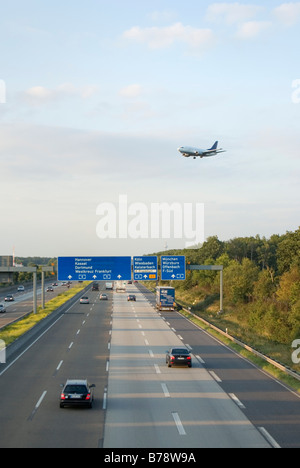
[277,227,300,274]
[224,258,259,304]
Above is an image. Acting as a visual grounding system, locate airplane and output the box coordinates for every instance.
[178,141,226,159]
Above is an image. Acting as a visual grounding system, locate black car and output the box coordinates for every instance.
[166,347,192,368]
[127,294,136,301]
[60,379,96,408]
[4,294,14,302]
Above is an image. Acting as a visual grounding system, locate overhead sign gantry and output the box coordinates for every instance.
[57,256,132,282]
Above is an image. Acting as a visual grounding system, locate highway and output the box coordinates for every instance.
[0,282,299,448]
[0,281,80,329]
[104,286,270,448]
[0,284,111,448]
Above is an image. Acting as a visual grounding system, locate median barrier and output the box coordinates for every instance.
[3,283,91,364]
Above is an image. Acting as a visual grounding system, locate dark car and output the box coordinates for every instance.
[166,347,192,368]
[46,286,54,292]
[127,294,136,301]
[4,294,14,302]
[60,379,95,408]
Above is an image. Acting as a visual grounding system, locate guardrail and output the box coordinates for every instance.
[182,307,300,383]
[3,283,91,364]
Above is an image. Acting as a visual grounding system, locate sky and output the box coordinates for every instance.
[0,0,300,257]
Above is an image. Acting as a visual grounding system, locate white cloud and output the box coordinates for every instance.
[206,3,263,24]
[236,20,271,39]
[273,2,300,26]
[23,83,98,104]
[119,84,143,98]
[123,22,215,52]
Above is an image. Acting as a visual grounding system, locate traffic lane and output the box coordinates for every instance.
[104,288,269,448]
[158,310,300,448]
[0,282,82,329]
[0,285,111,448]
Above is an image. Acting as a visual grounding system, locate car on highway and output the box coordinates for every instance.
[0,304,6,314]
[166,347,192,368]
[60,379,96,408]
[46,286,54,292]
[17,285,25,292]
[4,294,14,302]
[127,294,136,301]
[80,296,89,304]
[99,293,108,300]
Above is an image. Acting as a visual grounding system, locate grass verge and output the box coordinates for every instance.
[0,282,90,347]
[180,308,300,394]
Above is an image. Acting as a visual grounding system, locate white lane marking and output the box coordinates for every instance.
[145,339,149,346]
[76,329,80,335]
[161,383,170,398]
[196,355,205,364]
[209,370,222,382]
[172,412,186,435]
[154,364,161,374]
[229,393,246,409]
[36,391,47,409]
[103,388,108,410]
[258,427,281,449]
[106,360,110,372]
[0,314,64,377]
[56,360,63,372]
[68,342,74,349]
[177,335,183,340]
[149,350,154,358]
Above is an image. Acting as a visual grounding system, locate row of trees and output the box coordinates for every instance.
[11,257,56,284]
[156,228,300,344]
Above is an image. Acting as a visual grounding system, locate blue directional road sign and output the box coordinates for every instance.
[58,256,132,282]
[133,256,158,281]
[161,256,186,281]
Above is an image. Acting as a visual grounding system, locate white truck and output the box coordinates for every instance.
[115,281,126,292]
[105,282,113,290]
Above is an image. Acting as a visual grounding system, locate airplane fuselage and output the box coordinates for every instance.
[178,141,225,159]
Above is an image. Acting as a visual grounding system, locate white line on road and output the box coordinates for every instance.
[258,427,281,449]
[196,355,205,364]
[209,370,222,382]
[36,391,47,409]
[103,388,108,410]
[68,342,74,349]
[154,364,161,374]
[177,335,183,340]
[229,393,246,409]
[76,329,80,335]
[149,350,154,358]
[145,339,149,346]
[56,360,63,372]
[161,383,170,398]
[172,412,186,436]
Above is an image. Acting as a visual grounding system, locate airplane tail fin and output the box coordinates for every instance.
[209,141,218,151]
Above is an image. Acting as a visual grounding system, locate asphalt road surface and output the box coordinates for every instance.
[0,281,81,329]
[0,284,111,448]
[0,282,299,448]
